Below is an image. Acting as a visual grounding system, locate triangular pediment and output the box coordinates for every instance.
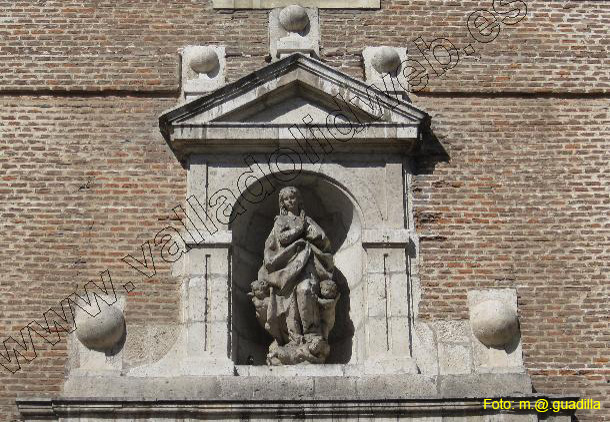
[213,81,378,125]
[159,53,429,163]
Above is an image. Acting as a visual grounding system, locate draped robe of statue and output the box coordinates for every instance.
[249,202,339,365]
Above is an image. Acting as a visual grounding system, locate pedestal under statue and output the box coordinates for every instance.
[249,186,340,365]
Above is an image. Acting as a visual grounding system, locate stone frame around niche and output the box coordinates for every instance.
[180,153,421,375]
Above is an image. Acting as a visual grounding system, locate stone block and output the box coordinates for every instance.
[434,320,470,343]
[185,276,207,323]
[468,289,524,372]
[218,376,315,400]
[363,46,409,94]
[237,364,346,377]
[181,45,226,101]
[438,342,472,375]
[355,374,437,399]
[68,296,127,376]
[367,316,390,356]
[388,316,411,354]
[364,356,419,375]
[123,324,179,370]
[313,376,358,399]
[439,373,532,398]
[412,321,439,375]
[270,6,319,60]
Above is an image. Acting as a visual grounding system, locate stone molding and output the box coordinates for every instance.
[182,229,232,247]
[18,394,577,421]
[362,228,412,248]
[213,0,380,9]
[58,373,535,400]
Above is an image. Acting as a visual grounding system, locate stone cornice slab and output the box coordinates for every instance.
[362,228,412,248]
[17,395,578,419]
[170,122,420,155]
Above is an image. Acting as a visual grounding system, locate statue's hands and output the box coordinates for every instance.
[295,210,306,233]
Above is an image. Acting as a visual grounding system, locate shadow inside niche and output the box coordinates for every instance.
[326,269,354,364]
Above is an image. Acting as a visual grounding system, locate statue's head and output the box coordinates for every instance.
[278,186,302,216]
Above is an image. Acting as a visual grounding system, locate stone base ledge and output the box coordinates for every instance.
[17,395,578,421]
[235,359,419,377]
[61,373,532,400]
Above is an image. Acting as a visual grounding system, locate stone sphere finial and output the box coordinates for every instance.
[75,305,125,351]
[190,47,220,75]
[372,46,402,74]
[470,299,519,347]
[279,5,310,33]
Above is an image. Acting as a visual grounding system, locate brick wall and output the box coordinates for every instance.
[0,0,608,420]
[0,97,185,418]
[1,1,608,92]
[413,96,609,420]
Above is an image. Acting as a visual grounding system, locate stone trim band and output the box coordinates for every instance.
[17,396,577,419]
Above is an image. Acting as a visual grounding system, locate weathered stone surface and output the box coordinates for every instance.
[75,303,125,352]
[467,290,524,373]
[412,321,439,375]
[61,373,535,400]
[270,8,320,59]
[440,373,532,398]
[434,320,470,343]
[470,299,519,347]
[123,324,180,370]
[438,342,472,375]
[180,45,226,100]
[372,46,401,74]
[279,5,310,32]
[189,47,220,74]
[362,46,409,94]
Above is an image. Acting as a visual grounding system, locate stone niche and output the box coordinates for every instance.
[231,173,362,366]
[18,53,577,421]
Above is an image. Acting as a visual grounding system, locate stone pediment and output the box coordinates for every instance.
[159,53,429,163]
[213,81,377,125]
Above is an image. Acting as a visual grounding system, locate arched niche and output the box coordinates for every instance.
[230,171,363,365]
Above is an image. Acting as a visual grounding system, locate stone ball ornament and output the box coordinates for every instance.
[189,47,220,75]
[279,5,310,32]
[75,304,125,351]
[372,46,402,74]
[470,299,519,347]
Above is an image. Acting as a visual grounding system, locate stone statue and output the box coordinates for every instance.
[249,186,340,365]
